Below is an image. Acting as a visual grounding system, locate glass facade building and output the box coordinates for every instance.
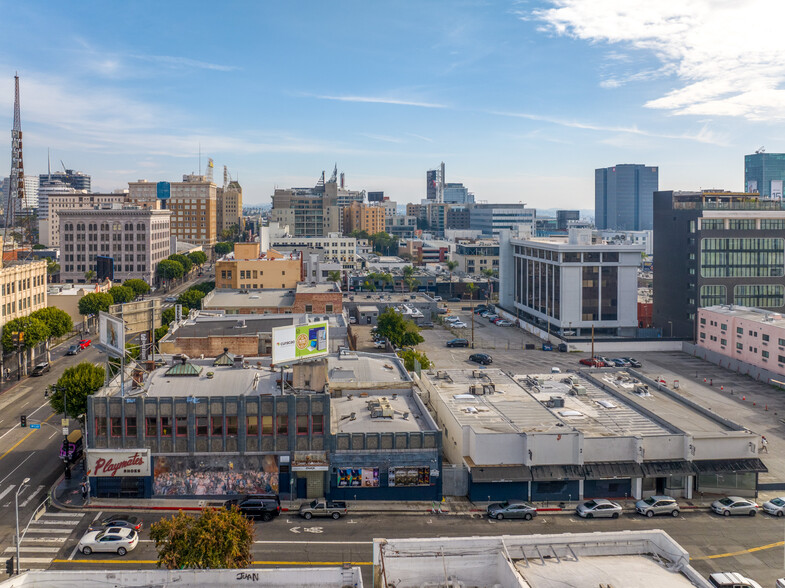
[744,152,785,198]
[595,164,658,230]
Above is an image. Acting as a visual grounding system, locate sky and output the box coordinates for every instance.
[1,0,785,209]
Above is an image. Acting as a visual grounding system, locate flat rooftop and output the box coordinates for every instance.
[595,371,737,434]
[346,292,435,303]
[374,530,709,588]
[296,282,341,294]
[204,289,296,308]
[326,351,411,385]
[515,373,674,437]
[702,303,785,326]
[331,392,430,433]
[166,312,346,340]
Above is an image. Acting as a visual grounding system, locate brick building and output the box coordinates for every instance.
[342,202,385,236]
[201,282,342,315]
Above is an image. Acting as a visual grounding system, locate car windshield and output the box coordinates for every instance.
[583,500,597,508]
[310,500,318,508]
[642,497,656,505]
[771,498,785,507]
[94,531,106,540]
[718,498,734,506]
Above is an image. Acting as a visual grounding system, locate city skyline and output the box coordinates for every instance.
[1,1,783,207]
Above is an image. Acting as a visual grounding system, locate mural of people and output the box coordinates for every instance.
[153,455,279,496]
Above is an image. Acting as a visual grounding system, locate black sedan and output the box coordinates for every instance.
[446,338,469,348]
[469,353,492,365]
[30,363,50,376]
[89,514,143,532]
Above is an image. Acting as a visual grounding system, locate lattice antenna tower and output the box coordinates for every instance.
[4,73,25,248]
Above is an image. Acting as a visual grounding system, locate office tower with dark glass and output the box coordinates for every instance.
[653,190,785,339]
[595,164,658,230]
[744,152,785,198]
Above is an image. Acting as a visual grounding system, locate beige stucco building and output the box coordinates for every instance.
[216,181,243,235]
[39,192,128,247]
[0,240,48,331]
[215,243,303,290]
[342,202,385,236]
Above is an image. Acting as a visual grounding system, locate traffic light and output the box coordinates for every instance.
[5,556,13,575]
[20,415,26,428]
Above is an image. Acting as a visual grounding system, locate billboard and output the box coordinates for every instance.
[87,449,151,478]
[772,180,783,200]
[271,321,329,364]
[156,181,171,200]
[96,256,114,281]
[109,298,162,336]
[98,311,126,357]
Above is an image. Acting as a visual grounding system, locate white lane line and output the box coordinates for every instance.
[0,485,16,502]
[48,431,57,440]
[0,400,50,442]
[28,401,51,417]
[0,453,34,486]
[91,511,102,523]
[67,545,80,561]
[253,540,371,545]
[19,401,30,409]
[4,546,61,553]
[19,485,44,508]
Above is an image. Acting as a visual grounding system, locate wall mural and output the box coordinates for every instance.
[153,455,279,496]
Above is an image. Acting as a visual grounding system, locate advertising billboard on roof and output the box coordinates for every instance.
[272,321,329,364]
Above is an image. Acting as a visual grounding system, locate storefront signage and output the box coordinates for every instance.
[388,466,431,487]
[292,451,329,471]
[87,449,151,477]
[338,468,380,487]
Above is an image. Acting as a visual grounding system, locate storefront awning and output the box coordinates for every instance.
[639,460,697,477]
[531,464,585,481]
[470,465,532,483]
[692,458,768,474]
[584,462,642,479]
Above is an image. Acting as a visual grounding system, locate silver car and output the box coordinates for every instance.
[576,498,622,519]
[762,496,785,517]
[711,496,759,517]
[487,500,537,521]
[635,495,680,517]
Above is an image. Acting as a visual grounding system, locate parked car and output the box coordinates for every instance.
[762,496,785,517]
[78,527,138,556]
[445,316,461,323]
[576,498,622,519]
[611,358,630,367]
[373,340,387,349]
[452,321,468,329]
[557,343,568,352]
[30,363,50,377]
[432,296,442,302]
[469,353,492,365]
[349,317,357,324]
[89,514,142,532]
[298,499,348,520]
[487,500,537,521]
[164,296,178,303]
[579,358,604,367]
[225,494,281,521]
[448,297,461,302]
[446,338,469,348]
[495,320,513,327]
[491,317,504,324]
[708,572,763,588]
[623,357,642,368]
[436,307,448,315]
[485,314,499,322]
[78,339,92,349]
[635,495,680,518]
[711,496,759,517]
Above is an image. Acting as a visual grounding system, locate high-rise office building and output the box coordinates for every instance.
[39,169,91,193]
[744,152,785,198]
[556,210,580,230]
[443,183,475,205]
[470,203,534,235]
[653,190,785,339]
[595,164,658,230]
[216,180,243,234]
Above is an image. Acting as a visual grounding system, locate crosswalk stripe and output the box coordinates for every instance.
[18,557,56,564]
[26,520,78,526]
[0,485,16,502]
[40,512,84,518]
[23,528,74,535]
[4,546,60,553]
[19,485,45,508]
[21,538,67,544]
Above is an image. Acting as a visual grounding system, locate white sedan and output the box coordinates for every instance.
[762,496,785,517]
[78,527,139,555]
[452,321,468,328]
[495,320,513,327]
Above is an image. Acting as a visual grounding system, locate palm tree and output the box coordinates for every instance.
[327,270,342,291]
[381,272,393,292]
[404,276,418,293]
[445,260,458,297]
[481,268,497,301]
[84,270,95,283]
[465,282,477,301]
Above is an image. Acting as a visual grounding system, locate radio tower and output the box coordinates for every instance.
[4,73,25,246]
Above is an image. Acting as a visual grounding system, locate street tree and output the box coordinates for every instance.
[327,270,342,290]
[156,259,184,281]
[214,242,233,256]
[404,276,418,293]
[48,362,105,419]
[481,268,497,301]
[465,282,478,301]
[31,308,73,361]
[123,279,151,297]
[177,288,206,311]
[1,316,50,354]
[46,259,60,276]
[376,307,424,348]
[192,281,215,295]
[108,285,135,304]
[398,348,432,371]
[445,260,458,297]
[78,292,114,317]
[187,251,208,267]
[167,254,193,274]
[150,507,254,570]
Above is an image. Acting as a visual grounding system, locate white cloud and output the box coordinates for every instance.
[130,54,239,72]
[314,94,446,108]
[531,0,785,120]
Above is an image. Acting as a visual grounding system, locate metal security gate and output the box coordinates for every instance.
[441,464,468,496]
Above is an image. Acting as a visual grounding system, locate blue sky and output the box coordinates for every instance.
[1,0,784,209]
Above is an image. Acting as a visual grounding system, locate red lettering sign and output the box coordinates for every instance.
[93,452,146,477]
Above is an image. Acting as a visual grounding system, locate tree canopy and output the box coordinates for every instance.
[187,250,208,266]
[108,285,135,304]
[214,242,232,256]
[167,253,193,274]
[376,307,424,348]
[156,259,184,281]
[177,289,206,310]
[398,348,432,371]
[30,308,73,340]
[123,279,151,297]
[369,232,397,256]
[161,307,176,326]
[191,281,215,295]
[150,507,254,570]
[48,362,106,419]
[1,316,50,353]
[78,292,114,317]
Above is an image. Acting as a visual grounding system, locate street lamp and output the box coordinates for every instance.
[15,477,30,575]
[667,320,673,338]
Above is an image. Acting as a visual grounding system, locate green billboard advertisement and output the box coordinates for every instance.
[272,321,329,364]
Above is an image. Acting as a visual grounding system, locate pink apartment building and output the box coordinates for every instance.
[697,305,785,376]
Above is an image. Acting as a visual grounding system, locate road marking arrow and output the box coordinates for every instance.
[289,527,301,534]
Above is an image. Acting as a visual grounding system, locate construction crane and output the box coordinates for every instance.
[756,146,766,154]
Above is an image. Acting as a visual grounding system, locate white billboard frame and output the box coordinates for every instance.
[98,311,126,358]
[272,320,329,365]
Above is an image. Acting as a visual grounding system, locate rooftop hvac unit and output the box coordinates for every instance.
[482,383,495,395]
[436,370,447,379]
[549,396,565,408]
[472,370,484,379]
[570,384,587,396]
[469,384,483,395]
